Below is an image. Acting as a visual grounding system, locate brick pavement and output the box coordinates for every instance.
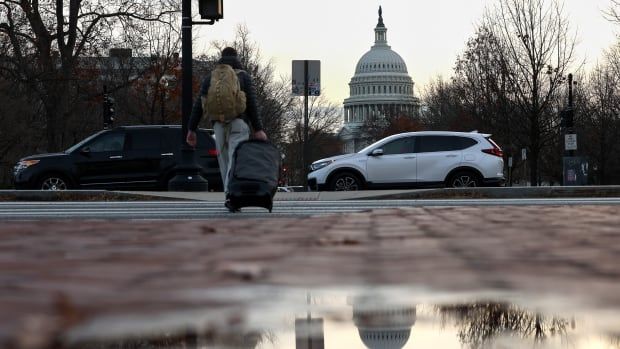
[1,205,620,348]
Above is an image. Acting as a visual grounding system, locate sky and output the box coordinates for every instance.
[193,0,619,106]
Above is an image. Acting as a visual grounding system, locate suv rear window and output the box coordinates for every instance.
[417,136,477,153]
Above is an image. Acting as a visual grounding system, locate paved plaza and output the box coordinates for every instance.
[1,204,620,348]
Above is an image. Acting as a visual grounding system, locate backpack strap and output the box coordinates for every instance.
[234,69,246,90]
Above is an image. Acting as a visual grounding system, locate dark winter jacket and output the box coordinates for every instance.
[188,55,263,132]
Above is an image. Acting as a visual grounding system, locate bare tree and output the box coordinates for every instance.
[421,76,466,131]
[438,303,570,348]
[483,0,577,185]
[446,26,528,182]
[284,93,343,185]
[0,77,43,184]
[0,0,179,152]
[122,12,182,125]
[580,58,620,184]
[360,109,423,146]
[604,0,620,24]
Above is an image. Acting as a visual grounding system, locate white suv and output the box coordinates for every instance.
[307,131,505,191]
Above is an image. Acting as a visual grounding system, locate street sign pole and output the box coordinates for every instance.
[292,60,320,182]
[522,148,527,186]
[561,73,581,186]
[303,60,309,181]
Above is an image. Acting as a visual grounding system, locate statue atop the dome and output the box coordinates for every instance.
[377,6,384,27]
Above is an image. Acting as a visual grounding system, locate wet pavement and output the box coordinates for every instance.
[1,204,620,348]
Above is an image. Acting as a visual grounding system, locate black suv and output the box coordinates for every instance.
[12,125,223,191]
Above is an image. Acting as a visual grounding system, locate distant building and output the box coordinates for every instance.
[340,6,420,153]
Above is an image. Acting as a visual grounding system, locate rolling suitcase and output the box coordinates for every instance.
[226,140,281,212]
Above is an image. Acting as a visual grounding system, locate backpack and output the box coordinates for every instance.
[202,64,247,123]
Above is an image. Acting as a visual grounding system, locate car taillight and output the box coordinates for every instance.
[482,148,504,157]
[482,138,504,157]
[208,149,219,156]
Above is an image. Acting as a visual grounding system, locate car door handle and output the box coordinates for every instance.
[445,154,458,158]
[404,156,416,159]
[109,155,123,159]
[161,153,174,156]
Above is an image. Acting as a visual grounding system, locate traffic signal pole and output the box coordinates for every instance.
[168,0,221,191]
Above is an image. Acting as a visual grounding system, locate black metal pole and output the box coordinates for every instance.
[181,0,192,151]
[568,74,574,158]
[168,0,208,191]
[303,60,309,180]
[102,85,109,129]
[568,73,573,108]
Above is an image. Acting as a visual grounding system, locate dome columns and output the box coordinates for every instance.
[344,103,417,124]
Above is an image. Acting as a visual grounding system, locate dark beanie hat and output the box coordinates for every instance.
[221,47,237,57]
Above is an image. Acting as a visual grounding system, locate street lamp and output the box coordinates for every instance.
[167,0,222,191]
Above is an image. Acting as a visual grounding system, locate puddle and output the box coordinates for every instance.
[65,286,620,349]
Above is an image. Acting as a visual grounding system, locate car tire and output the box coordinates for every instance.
[38,174,71,191]
[329,172,363,191]
[448,171,480,188]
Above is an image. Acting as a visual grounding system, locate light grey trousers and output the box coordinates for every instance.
[213,118,250,193]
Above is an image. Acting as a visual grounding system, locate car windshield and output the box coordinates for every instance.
[65,130,106,153]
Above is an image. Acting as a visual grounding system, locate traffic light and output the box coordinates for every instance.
[198,0,223,20]
[103,94,115,129]
[560,108,574,129]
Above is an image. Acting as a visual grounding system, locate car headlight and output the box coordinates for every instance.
[310,159,334,171]
[14,159,40,172]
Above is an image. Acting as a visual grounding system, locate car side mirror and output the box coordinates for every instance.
[80,147,91,155]
[370,148,384,156]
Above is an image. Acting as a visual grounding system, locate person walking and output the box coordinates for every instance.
[186,47,267,210]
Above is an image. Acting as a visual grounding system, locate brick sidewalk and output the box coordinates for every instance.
[1,205,620,348]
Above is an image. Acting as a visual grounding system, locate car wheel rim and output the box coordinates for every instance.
[334,176,359,191]
[41,177,67,191]
[453,175,476,187]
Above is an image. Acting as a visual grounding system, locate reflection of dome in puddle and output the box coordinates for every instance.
[351,296,417,349]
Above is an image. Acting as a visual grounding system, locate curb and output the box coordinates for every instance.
[0,190,179,202]
[2,186,620,202]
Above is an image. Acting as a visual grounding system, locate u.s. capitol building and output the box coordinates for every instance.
[340,7,420,153]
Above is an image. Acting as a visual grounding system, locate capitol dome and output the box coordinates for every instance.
[340,6,420,153]
[355,50,408,74]
[350,294,417,349]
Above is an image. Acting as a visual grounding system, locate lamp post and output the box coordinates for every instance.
[168,0,222,191]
